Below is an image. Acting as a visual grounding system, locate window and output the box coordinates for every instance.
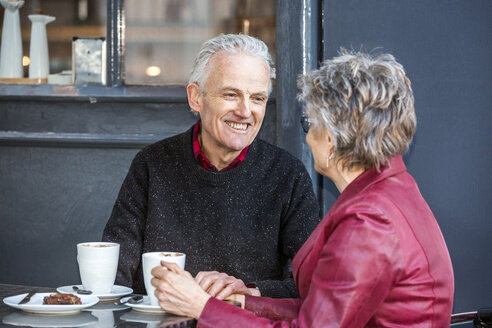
[0,0,275,87]
[123,0,276,85]
[0,0,106,81]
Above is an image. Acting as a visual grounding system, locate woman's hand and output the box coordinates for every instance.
[195,271,261,300]
[224,293,246,309]
[151,261,211,319]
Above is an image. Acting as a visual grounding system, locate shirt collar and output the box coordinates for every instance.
[192,120,249,172]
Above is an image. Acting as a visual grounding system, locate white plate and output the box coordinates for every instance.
[57,285,133,300]
[122,296,164,313]
[3,293,99,315]
[2,311,98,327]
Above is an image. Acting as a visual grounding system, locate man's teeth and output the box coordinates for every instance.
[226,122,248,130]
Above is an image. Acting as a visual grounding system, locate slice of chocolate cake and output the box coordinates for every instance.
[43,293,82,305]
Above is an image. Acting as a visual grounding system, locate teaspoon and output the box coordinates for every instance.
[121,295,143,304]
[72,286,93,295]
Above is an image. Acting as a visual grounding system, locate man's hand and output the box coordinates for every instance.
[195,271,261,300]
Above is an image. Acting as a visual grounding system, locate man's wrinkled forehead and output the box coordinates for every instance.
[203,51,272,91]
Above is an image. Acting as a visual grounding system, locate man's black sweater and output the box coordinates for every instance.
[103,126,320,298]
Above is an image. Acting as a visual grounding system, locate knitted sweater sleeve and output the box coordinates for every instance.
[102,150,149,289]
[251,161,320,298]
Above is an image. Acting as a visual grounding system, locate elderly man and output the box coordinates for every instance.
[102,34,320,299]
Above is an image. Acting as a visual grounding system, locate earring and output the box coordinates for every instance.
[326,153,334,168]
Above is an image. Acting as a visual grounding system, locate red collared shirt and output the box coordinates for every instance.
[192,121,248,172]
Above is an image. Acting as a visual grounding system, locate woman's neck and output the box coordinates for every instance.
[331,164,365,193]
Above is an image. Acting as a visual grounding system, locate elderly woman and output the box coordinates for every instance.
[150,50,455,327]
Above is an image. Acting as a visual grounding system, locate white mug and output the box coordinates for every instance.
[77,242,119,294]
[142,252,186,306]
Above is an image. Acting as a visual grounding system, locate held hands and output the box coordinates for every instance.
[151,263,254,317]
[151,261,211,319]
[195,271,261,299]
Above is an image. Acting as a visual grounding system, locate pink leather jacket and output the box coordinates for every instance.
[198,156,454,327]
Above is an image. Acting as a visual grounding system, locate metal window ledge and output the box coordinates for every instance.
[0,131,169,148]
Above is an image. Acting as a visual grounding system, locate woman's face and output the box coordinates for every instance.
[306,124,333,176]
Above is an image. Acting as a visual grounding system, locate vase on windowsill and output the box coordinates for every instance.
[28,14,56,79]
[0,0,25,78]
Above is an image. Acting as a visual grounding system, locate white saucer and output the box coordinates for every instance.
[57,285,133,300]
[2,311,98,327]
[3,293,99,315]
[122,296,164,313]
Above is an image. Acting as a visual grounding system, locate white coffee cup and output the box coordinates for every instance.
[77,242,120,294]
[142,252,186,306]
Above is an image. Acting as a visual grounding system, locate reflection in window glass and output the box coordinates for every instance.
[124,0,276,86]
[0,0,106,78]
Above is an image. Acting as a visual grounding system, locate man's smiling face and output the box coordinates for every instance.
[188,51,270,162]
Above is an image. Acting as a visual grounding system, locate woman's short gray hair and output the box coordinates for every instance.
[298,49,416,171]
[189,34,275,93]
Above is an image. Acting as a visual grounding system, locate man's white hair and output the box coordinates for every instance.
[188,34,275,94]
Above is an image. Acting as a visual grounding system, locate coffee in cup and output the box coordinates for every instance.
[142,252,186,306]
[77,242,120,294]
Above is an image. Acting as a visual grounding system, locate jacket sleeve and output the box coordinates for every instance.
[198,297,301,328]
[197,211,402,327]
[251,164,320,298]
[101,151,149,289]
[244,296,301,321]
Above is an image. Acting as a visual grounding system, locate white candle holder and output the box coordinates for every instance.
[0,0,25,78]
[28,14,56,79]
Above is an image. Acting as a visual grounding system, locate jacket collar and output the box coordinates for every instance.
[335,155,407,207]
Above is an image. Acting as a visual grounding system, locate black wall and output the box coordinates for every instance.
[320,0,492,313]
[0,95,192,287]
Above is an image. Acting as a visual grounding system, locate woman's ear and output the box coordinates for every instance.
[324,129,334,152]
[187,83,202,114]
